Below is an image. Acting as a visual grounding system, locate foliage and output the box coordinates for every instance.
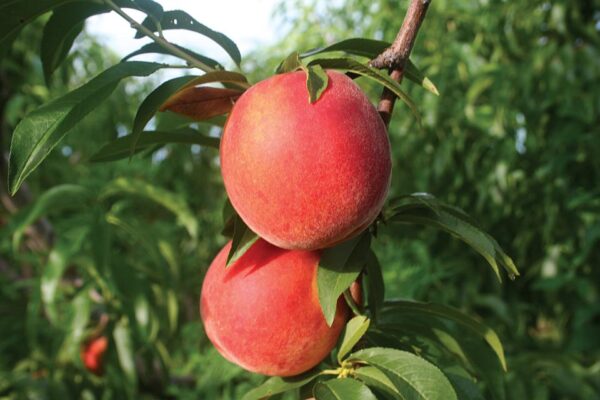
[0,0,598,399]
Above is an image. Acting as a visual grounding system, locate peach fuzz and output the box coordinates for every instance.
[220,70,391,250]
[200,239,351,376]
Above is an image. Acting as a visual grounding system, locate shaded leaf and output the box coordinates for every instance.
[365,250,384,322]
[226,215,259,267]
[337,315,370,363]
[380,300,507,371]
[308,57,420,120]
[349,347,457,400]
[160,86,243,120]
[9,184,91,252]
[318,232,371,326]
[446,373,486,400]
[101,177,198,239]
[306,64,329,103]
[8,61,165,195]
[0,0,72,50]
[314,378,377,400]
[242,369,320,400]
[90,128,219,162]
[122,42,223,70]
[136,10,241,66]
[386,193,519,281]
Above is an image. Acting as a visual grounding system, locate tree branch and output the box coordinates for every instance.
[371,0,431,127]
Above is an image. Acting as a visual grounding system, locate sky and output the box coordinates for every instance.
[86,0,283,67]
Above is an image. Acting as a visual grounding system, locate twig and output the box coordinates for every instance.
[103,0,214,72]
[370,0,431,127]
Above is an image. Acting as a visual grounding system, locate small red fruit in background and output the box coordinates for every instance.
[81,336,108,376]
[220,70,391,250]
[200,239,355,376]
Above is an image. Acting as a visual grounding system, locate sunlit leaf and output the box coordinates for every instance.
[337,315,370,363]
[242,369,320,400]
[314,378,377,400]
[349,347,457,400]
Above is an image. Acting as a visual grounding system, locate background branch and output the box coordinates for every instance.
[371,0,431,127]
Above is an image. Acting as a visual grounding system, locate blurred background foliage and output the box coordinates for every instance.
[0,0,599,399]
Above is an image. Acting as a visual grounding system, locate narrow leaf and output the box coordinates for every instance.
[318,232,371,326]
[337,315,371,363]
[226,215,259,267]
[101,177,198,239]
[365,250,384,322]
[9,184,91,252]
[380,300,507,371]
[276,51,304,73]
[113,318,137,389]
[91,128,219,162]
[354,366,402,399]
[301,38,438,95]
[387,193,519,281]
[8,61,165,195]
[314,378,377,400]
[308,58,420,120]
[0,0,72,49]
[306,64,329,103]
[160,86,243,120]
[136,10,241,66]
[122,42,223,70]
[242,369,320,400]
[349,347,457,400]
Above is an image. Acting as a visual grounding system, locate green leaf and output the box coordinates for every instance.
[8,61,165,195]
[113,318,137,390]
[90,128,219,162]
[380,300,507,371]
[226,215,259,267]
[337,315,370,363]
[242,369,320,400]
[131,0,163,21]
[386,193,519,281]
[301,38,438,95]
[314,378,377,400]
[276,51,304,73]
[129,75,201,154]
[318,232,371,326]
[221,198,236,238]
[122,42,223,70]
[101,177,198,239]
[365,250,384,322]
[308,57,420,120]
[348,347,457,400]
[41,3,103,83]
[9,184,91,252]
[354,366,402,399]
[306,64,329,103]
[135,10,241,66]
[57,288,91,364]
[41,227,89,325]
[0,0,72,50]
[446,373,485,400]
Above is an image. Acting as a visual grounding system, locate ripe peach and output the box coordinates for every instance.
[220,70,391,250]
[200,240,351,376]
[81,336,108,376]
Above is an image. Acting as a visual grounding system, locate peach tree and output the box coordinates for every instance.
[2,0,519,398]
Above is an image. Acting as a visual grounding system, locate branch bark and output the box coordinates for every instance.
[371,0,431,127]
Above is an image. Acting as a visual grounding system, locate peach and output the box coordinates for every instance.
[220,70,391,250]
[200,240,350,376]
[81,336,108,376]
